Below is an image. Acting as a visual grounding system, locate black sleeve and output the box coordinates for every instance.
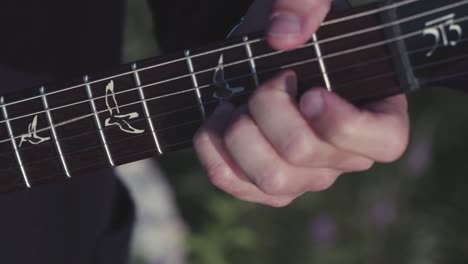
[147,0,253,53]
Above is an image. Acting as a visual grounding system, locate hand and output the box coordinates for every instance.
[193,0,410,207]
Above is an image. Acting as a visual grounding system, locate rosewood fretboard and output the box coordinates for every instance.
[1,0,468,193]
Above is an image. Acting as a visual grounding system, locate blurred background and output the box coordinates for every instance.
[118,0,468,263]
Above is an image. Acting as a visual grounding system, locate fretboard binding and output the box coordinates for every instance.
[312,34,332,91]
[84,76,115,167]
[243,36,260,87]
[0,97,31,188]
[40,87,71,178]
[132,63,164,155]
[185,50,207,120]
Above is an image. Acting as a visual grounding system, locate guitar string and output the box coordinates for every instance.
[2,1,466,190]
[9,30,467,160]
[321,0,419,26]
[301,51,468,86]
[8,44,468,168]
[0,32,458,159]
[0,0,436,125]
[8,67,468,174]
[7,62,468,172]
[0,0,430,109]
[1,17,467,149]
[0,2,465,128]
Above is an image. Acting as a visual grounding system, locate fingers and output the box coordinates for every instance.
[237,0,273,34]
[300,90,410,163]
[267,0,332,50]
[248,71,374,171]
[195,72,409,206]
[240,0,332,50]
[193,103,298,207]
[223,106,339,196]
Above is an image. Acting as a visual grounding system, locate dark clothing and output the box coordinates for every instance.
[0,0,251,263]
[0,1,134,263]
[148,0,252,52]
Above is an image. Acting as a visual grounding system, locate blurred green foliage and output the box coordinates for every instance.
[160,88,468,264]
[124,0,468,262]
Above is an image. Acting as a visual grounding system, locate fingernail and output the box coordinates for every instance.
[301,90,324,120]
[268,13,302,37]
[283,72,298,96]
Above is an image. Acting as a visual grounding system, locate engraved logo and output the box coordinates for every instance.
[213,54,245,100]
[423,13,463,57]
[19,115,51,148]
[104,81,145,134]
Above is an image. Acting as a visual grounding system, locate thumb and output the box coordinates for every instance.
[267,0,332,51]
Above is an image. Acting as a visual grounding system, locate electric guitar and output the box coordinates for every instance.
[0,0,467,194]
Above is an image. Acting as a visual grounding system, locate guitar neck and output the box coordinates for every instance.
[1,0,467,194]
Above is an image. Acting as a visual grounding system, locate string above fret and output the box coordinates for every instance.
[0,0,465,129]
[0,0,427,112]
[1,0,468,193]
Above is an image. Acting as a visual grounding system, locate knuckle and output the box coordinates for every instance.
[206,162,234,191]
[382,130,409,163]
[378,116,409,162]
[249,80,284,107]
[255,165,289,196]
[308,172,339,192]
[339,114,369,140]
[351,159,375,172]
[336,155,374,172]
[323,114,363,145]
[224,114,251,148]
[248,89,269,113]
[264,197,294,208]
[280,129,316,165]
[193,128,209,150]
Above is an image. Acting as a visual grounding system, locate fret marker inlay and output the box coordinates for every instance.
[40,87,71,178]
[184,50,206,120]
[0,97,31,188]
[84,76,115,167]
[312,34,332,91]
[132,63,164,155]
[243,36,260,86]
[18,115,51,148]
[104,80,145,135]
[213,54,245,100]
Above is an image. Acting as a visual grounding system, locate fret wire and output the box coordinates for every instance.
[5,60,467,172]
[40,87,71,178]
[0,97,31,188]
[0,17,467,151]
[84,76,115,167]
[243,36,260,87]
[184,50,207,120]
[3,59,467,173]
[132,63,164,155]
[0,0,427,110]
[312,34,332,91]
[3,0,467,128]
[0,31,467,148]
[0,2,464,127]
[280,14,468,69]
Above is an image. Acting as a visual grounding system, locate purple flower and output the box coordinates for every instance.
[310,214,338,248]
[370,199,397,229]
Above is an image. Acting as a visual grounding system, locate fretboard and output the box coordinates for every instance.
[1,0,468,194]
